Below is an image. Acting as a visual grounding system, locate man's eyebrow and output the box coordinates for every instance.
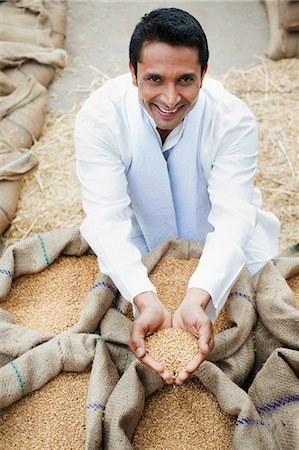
[143,72,162,78]
[143,72,199,80]
[177,72,198,79]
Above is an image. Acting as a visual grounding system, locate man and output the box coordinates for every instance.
[74,8,280,385]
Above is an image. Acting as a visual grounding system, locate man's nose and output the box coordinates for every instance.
[162,84,181,109]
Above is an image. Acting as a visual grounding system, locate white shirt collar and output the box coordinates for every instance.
[142,107,185,152]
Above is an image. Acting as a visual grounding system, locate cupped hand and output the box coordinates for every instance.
[172,288,214,385]
[128,291,174,384]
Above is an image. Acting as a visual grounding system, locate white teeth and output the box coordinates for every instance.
[158,106,178,114]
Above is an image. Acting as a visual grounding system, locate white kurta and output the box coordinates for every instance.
[74,73,280,321]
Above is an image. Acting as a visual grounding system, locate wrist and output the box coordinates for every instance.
[133,290,158,311]
[185,287,211,309]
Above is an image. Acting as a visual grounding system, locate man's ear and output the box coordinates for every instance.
[129,62,138,86]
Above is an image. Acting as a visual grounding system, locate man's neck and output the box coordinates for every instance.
[157,127,172,145]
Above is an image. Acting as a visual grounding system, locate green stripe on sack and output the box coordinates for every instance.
[11,361,25,394]
[37,234,50,266]
[120,350,131,375]
[219,331,228,358]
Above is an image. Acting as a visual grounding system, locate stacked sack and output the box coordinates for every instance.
[264,0,299,59]
[0,0,67,239]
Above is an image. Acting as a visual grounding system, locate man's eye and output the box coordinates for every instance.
[148,76,160,82]
[180,76,193,82]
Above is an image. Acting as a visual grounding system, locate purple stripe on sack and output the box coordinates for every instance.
[228,291,256,310]
[91,281,117,296]
[236,418,265,426]
[0,206,10,221]
[236,394,299,426]
[0,268,13,277]
[86,402,105,411]
[256,394,299,414]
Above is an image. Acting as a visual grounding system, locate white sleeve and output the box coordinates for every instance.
[74,104,156,305]
[188,109,258,322]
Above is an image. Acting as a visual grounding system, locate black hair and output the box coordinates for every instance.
[129,8,209,76]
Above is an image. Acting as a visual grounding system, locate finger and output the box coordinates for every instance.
[175,370,191,385]
[128,320,147,359]
[141,353,174,384]
[198,320,213,355]
[184,351,206,373]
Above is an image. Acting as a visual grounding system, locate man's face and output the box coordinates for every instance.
[129,41,206,131]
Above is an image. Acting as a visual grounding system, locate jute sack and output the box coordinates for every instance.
[0,2,53,48]
[0,76,47,153]
[115,238,256,386]
[264,0,299,59]
[3,63,55,89]
[16,0,68,48]
[0,42,67,88]
[0,227,118,428]
[0,42,67,71]
[0,226,138,449]
[0,228,297,449]
[253,243,299,371]
[0,0,67,49]
[101,345,299,450]
[0,180,22,237]
[0,72,16,96]
[278,0,299,31]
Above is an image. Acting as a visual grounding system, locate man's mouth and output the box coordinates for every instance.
[154,104,184,117]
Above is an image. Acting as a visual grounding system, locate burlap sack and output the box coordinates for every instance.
[3,62,55,89]
[102,347,299,450]
[253,243,299,371]
[0,180,22,237]
[115,238,256,385]
[0,42,67,71]
[0,228,117,412]
[264,0,299,59]
[0,76,48,154]
[278,0,299,31]
[16,0,68,48]
[0,1,67,49]
[0,72,16,96]
[0,228,296,448]
[0,2,53,48]
[0,42,67,88]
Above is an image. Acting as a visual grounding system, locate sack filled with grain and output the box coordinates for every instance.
[264,0,299,59]
[103,346,299,450]
[0,72,16,96]
[0,42,67,88]
[0,180,22,237]
[0,42,67,72]
[0,370,90,450]
[120,238,256,385]
[277,0,299,31]
[0,226,124,449]
[0,0,67,49]
[0,76,47,154]
[253,243,299,371]
[15,0,68,48]
[0,1,53,48]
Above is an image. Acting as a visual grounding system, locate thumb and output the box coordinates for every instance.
[129,319,147,359]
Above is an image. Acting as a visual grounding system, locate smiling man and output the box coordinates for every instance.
[74,8,280,385]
